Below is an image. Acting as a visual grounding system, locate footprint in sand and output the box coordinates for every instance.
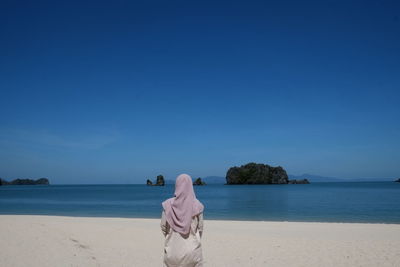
[70,238,90,249]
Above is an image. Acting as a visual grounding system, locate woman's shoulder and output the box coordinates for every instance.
[162,198,174,209]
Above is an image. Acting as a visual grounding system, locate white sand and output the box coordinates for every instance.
[0,215,399,267]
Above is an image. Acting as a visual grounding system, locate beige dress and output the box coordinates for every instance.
[161,210,204,267]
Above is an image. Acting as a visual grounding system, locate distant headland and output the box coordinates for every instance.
[0,178,50,186]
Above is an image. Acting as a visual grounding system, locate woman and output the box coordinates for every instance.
[161,174,204,267]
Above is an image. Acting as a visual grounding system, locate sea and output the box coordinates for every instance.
[1,182,399,223]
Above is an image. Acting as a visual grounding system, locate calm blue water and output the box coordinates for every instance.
[1,182,399,223]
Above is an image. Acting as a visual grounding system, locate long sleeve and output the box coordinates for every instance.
[161,210,170,236]
[198,212,204,237]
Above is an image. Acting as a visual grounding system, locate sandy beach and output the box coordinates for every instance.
[0,215,399,267]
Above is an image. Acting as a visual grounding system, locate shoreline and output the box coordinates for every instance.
[1,213,399,225]
[1,215,400,267]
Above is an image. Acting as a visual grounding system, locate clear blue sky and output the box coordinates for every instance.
[1,0,399,184]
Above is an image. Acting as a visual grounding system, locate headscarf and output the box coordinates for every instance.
[162,174,204,235]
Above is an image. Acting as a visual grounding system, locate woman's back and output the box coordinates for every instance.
[161,211,203,267]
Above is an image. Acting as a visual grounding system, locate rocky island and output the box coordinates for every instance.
[0,178,50,186]
[146,175,165,186]
[226,163,310,185]
[394,178,400,183]
[193,177,206,186]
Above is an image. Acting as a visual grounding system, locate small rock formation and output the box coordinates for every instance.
[155,175,165,186]
[0,178,50,186]
[288,179,310,184]
[226,163,289,184]
[394,178,400,183]
[146,175,165,186]
[193,177,206,186]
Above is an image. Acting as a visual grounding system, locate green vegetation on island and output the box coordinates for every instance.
[0,178,50,186]
[226,163,310,185]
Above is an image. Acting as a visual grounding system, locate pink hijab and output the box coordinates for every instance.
[162,174,204,235]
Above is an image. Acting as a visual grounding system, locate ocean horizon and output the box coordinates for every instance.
[1,182,399,224]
